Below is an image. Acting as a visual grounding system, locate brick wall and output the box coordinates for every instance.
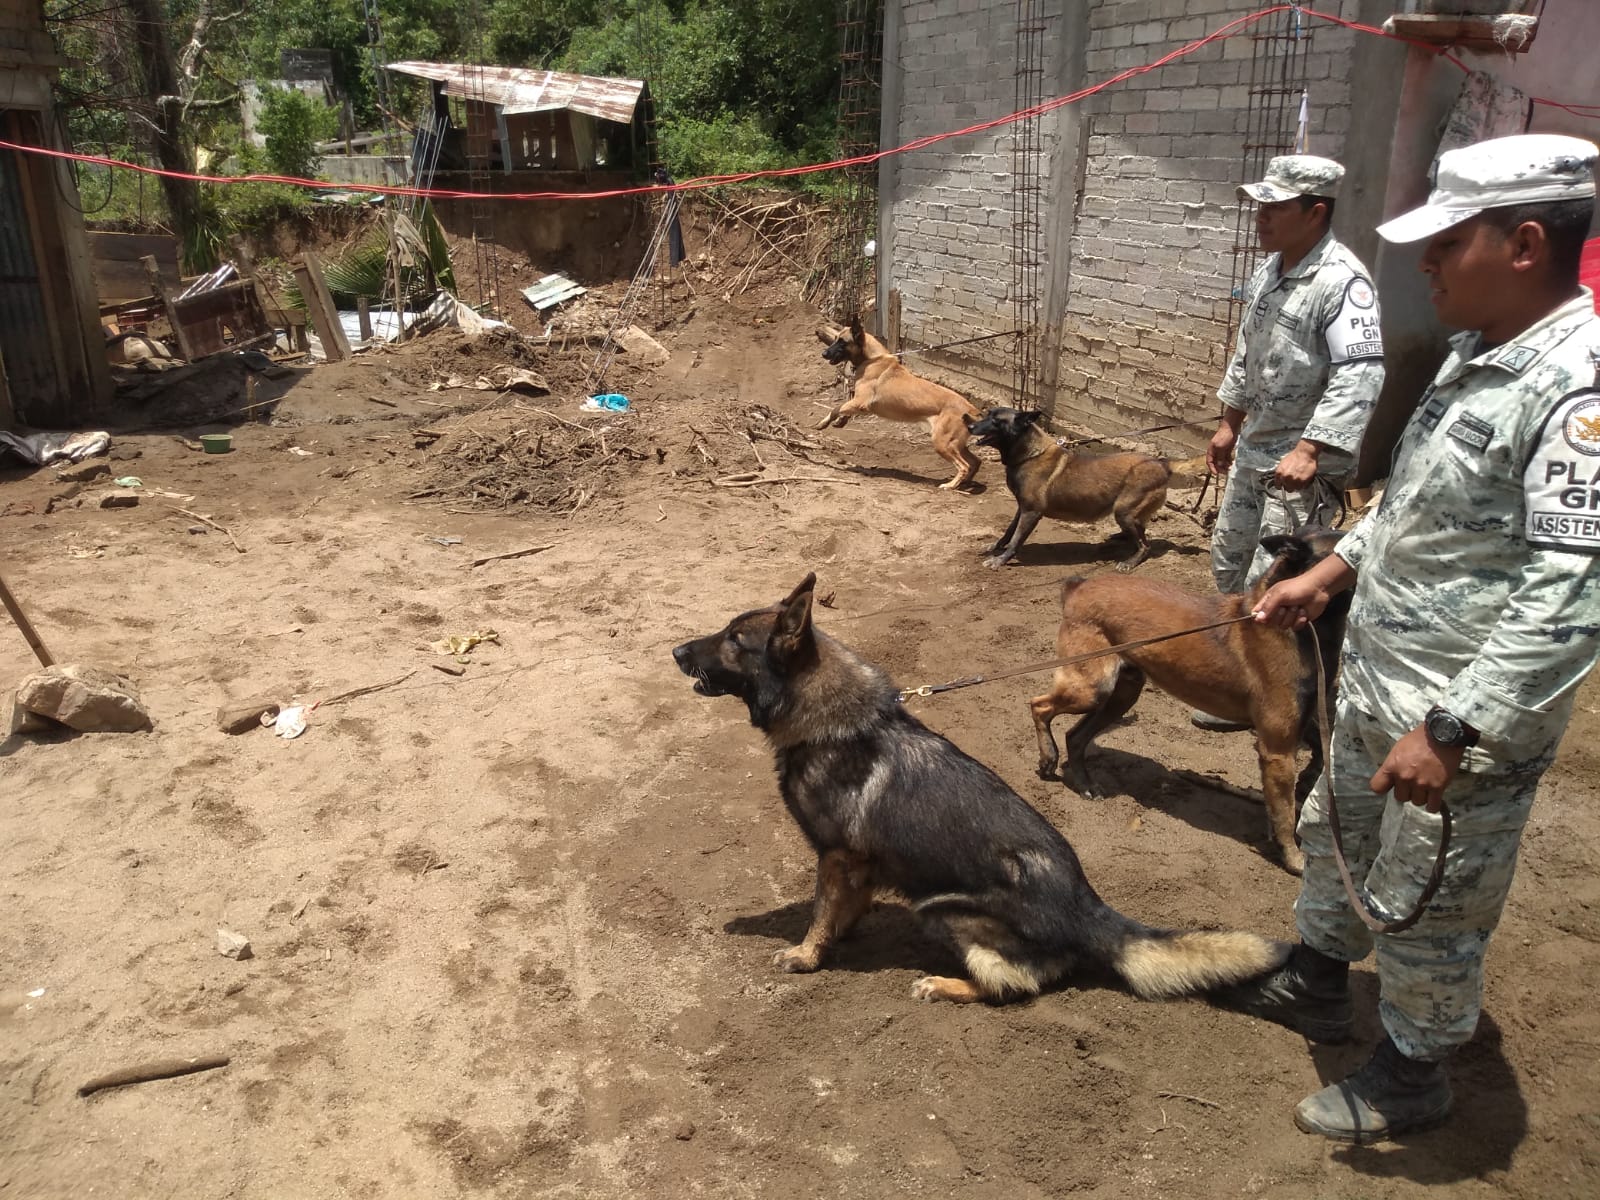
[881,0,1059,396]
[1060,0,1358,450]
[881,0,1364,450]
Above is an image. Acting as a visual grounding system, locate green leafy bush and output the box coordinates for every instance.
[256,85,340,179]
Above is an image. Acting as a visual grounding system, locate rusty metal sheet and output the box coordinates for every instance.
[386,62,644,125]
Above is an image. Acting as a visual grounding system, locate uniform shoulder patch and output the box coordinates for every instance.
[1324,276,1383,364]
[1524,389,1600,553]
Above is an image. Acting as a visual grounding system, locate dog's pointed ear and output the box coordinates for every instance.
[770,573,817,666]
[849,314,864,340]
[1258,533,1300,560]
[1256,533,1309,587]
[1018,409,1044,426]
[963,412,976,429]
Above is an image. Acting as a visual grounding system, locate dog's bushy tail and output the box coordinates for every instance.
[1113,928,1287,999]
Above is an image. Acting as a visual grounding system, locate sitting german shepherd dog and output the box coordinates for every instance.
[1031,531,1352,875]
[968,407,1170,570]
[815,317,982,490]
[673,573,1285,1004]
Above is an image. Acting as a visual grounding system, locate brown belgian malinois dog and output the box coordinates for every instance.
[815,316,982,490]
[967,407,1171,570]
[1029,530,1352,874]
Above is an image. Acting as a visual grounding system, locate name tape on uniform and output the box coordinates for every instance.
[1525,389,1600,553]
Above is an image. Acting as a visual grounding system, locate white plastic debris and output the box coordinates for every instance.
[272,705,309,739]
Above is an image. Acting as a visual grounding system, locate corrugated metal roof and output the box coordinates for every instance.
[386,62,645,124]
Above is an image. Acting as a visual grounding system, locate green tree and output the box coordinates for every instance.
[256,85,341,177]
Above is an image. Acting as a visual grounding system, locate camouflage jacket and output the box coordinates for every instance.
[1337,290,1600,768]
[1218,230,1386,480]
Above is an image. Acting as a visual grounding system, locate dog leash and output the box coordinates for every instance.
[896,613,1257,701]
[893,329,1023,359]
[1307,625,1452,935]
[1055,416,1219,450]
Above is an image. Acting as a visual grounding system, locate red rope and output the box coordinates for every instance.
[3,5,1592,204]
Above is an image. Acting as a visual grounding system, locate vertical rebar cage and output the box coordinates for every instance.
[1012,0,1047,411]
[824,0,884,322]
[463,0,501,318]
[1225,9,1313,347]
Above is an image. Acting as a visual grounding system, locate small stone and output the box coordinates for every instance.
[672,1120,695,1141]
[96,488,141,509]
[55,461,111,483]
[16,665,152,733]
[188,525,209,535]
[216,929,253,960]
[108,445,143,461]
[45,486,83,514]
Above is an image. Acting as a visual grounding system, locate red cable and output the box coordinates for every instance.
[2,4,1592,204]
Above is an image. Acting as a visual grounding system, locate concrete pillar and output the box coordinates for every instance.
[1039,0,1091,419]
[875,0,903,325]
[1349,30,1466,485]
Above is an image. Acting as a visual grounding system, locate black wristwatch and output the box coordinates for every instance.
[1424,706,1480,749]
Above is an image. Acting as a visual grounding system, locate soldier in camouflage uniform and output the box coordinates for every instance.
[1209,155,1386,595]
[1194,156,1386,731]
[1222,134,1600,1144]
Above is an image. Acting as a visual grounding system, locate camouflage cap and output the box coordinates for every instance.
[1238,155,1345,203]
[1377,133,1598,243]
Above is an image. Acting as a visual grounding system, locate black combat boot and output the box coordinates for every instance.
[1294,1035,1453,1143]
[1210,941,1353,1043]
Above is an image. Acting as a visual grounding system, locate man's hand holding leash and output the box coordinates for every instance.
[1272,439,1323,490]
[1254,553,1461,810]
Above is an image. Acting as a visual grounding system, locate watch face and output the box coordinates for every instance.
[1428,709,1463,745]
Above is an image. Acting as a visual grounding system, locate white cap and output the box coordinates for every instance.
[1377,133,1599,243]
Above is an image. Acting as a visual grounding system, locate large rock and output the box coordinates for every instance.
[618,325,670,366]
[16,665,153,733]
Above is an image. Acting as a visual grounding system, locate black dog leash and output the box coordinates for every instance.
[1307,624,1451,934]
[893,329,1022,358]
[1056,416,1218,449]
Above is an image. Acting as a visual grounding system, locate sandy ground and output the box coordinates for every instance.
[2,293,1598,1199]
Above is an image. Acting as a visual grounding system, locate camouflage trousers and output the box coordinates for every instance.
[1295,699,1538,1062]
[1210,466,1342,593]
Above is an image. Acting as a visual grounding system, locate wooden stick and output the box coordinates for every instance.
[0,571,55,667]
[469,544,555,568]
[319,669,417,707]
[166,506,245,554]
[713,473,862,488]
[78,1055,230,1097]
[514,405,591,432]
[1156,1090,1222,1110]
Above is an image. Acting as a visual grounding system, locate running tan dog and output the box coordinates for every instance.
[816,317,982,490]
[1029,530,1352,874]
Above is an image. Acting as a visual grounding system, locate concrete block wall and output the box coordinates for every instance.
[881,1,1366,448]
[880,0,1062,395]
[1060,0,1359,448]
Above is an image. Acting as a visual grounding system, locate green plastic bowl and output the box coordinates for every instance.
[199,433,233,454]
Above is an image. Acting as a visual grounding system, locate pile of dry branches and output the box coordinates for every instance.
[692,193,832,299]
[408,407,653,513]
